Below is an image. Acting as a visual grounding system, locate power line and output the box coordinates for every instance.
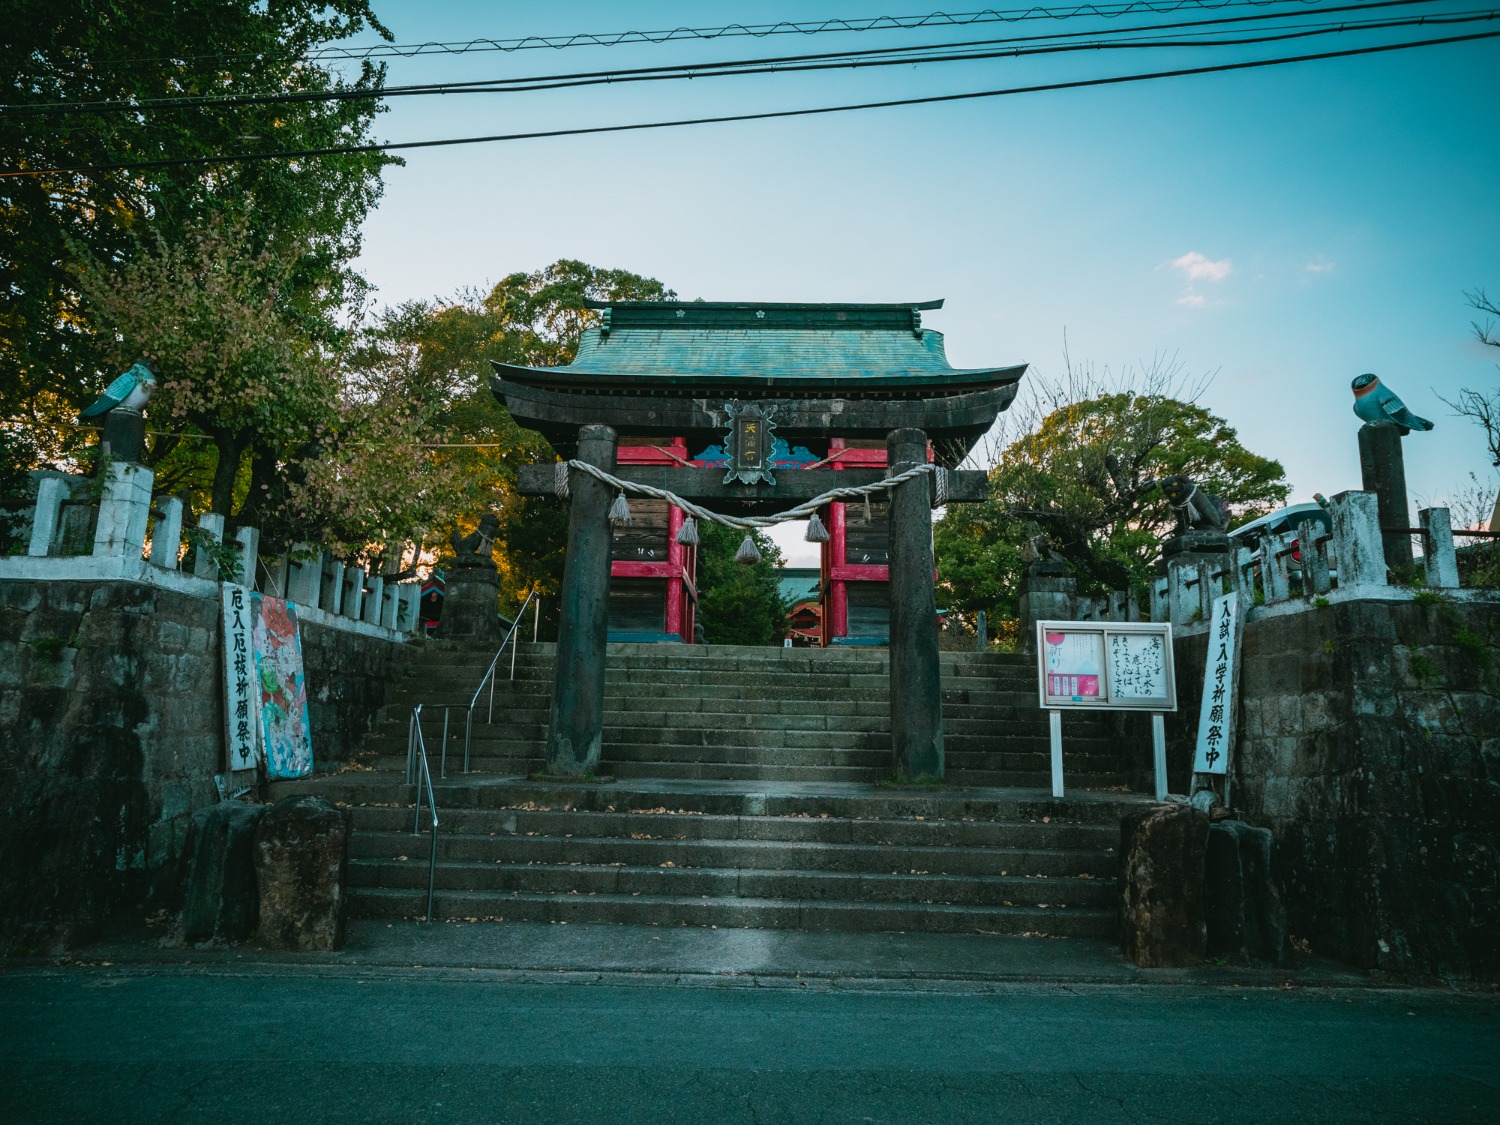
[3,0,1461,117]
[3,28,1494,180]
[79,0,1336,68]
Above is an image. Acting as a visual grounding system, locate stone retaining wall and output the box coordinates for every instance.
[1166,596,1500,981]
[0,579,410,953]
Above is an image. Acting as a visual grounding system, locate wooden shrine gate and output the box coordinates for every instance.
[493,300,1025,780]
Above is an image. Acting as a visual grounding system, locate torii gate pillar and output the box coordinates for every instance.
[546,424,617,776]
[887,427,944,780]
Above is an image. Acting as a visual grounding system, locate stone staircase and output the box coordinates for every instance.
[277,642,1146,940]
[361,642,1131,789]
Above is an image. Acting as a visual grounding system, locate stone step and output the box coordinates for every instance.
[346,806,1119,850]
[350,856,1117,909]
[349,831,1115,879]
[276,773,1141,823]
[345,886,1115,938]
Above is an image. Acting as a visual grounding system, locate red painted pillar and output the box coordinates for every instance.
[824,439,848,645]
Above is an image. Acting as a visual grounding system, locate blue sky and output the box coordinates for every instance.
[336,2,1500,563]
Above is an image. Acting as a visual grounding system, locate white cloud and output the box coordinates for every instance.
[1176,293,1208,308]
[1171,251,1233,283]
[1304,257,1336,274]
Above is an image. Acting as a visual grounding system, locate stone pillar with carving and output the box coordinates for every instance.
[437,512,504,648]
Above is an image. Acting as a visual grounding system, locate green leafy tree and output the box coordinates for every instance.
[694,524,789,646]
[938,389,1289,630]
[1,0,394,474]
[389,263,677,612]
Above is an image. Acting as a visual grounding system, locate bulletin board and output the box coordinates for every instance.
[1036,621,1176,712]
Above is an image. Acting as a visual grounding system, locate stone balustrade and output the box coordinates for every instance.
[3,463,421,638]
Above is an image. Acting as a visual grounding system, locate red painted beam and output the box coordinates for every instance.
[829,564,889,583]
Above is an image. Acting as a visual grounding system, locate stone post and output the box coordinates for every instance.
[193,513,225,579]
[1329,490,1387,589]
[148,496,184,569]
[1357,423,1415,579]
[1258,532,1292,605]
[886,427,943,780]
[287,544,322,608]
[1297,519,1332,598]
[342,567,366,621]
[321,558,346,616]
[396,582,421,633]
[28,476,70,557]
[1418,507,1459,589]
[261,552,288,598]
[1149,573,1169,623]
[362,575,384,626]
[233,525,259,589]
[92,461,153,558]
[547,424,618,777]
[379,582,399,630]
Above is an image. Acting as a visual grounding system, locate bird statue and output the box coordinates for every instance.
[1350,373,1433,434]
[80,355,159,419]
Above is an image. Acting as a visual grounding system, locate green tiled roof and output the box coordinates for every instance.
[492,301,1023,392]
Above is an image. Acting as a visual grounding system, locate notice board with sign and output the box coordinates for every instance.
[1036,620,1176,800]
[1037,621,1176,712]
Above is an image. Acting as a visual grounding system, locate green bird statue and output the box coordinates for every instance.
[1351,373,1433,434]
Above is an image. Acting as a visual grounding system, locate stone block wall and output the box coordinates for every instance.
[0,579,411,953]
[1166,597,1500,982]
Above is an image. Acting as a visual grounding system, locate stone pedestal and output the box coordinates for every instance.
[1018,563,1076,653]
[253,795,351,952]
[1205,819,1288,966]
[101,407,146,463]
[436,562,503,648]
[1120,802,1210,967]
[1358,423,1414,579]
[886,427,943,780]
[1162,530,1231,625]
[180,801,267,944]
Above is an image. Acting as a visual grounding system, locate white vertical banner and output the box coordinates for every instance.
[1193,591,1242,776]
[221,582,261,771]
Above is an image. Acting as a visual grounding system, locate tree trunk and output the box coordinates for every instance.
[210,428,244,516]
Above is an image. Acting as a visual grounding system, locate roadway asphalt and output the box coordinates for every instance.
[2,920,1495,1123]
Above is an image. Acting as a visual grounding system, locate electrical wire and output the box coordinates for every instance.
[4,0,1457,117]
[3,28,1494,179]
[76,0,1341,68]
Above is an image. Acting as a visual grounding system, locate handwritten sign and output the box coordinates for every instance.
[1109,632,1169,701]
[1193,591,1242,776]
[220,582,260,770]
[1037,621,1176,711]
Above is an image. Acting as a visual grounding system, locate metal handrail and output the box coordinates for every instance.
[462,589,539,773]
[406,704,440,923]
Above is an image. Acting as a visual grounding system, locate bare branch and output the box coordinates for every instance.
[1436,386,1500,467]
[1465,287,1500,349]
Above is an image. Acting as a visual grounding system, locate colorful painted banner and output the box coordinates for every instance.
[220,583,260,770]
[250,593,314,779]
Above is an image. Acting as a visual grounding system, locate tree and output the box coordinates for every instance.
[694,524,789,646]
[1438,288,1500,474]
[74,215,339,519]
[937,360,1289,632]
[1,0,394,475]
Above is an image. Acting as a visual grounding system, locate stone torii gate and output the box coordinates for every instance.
[492,300,1026,781]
